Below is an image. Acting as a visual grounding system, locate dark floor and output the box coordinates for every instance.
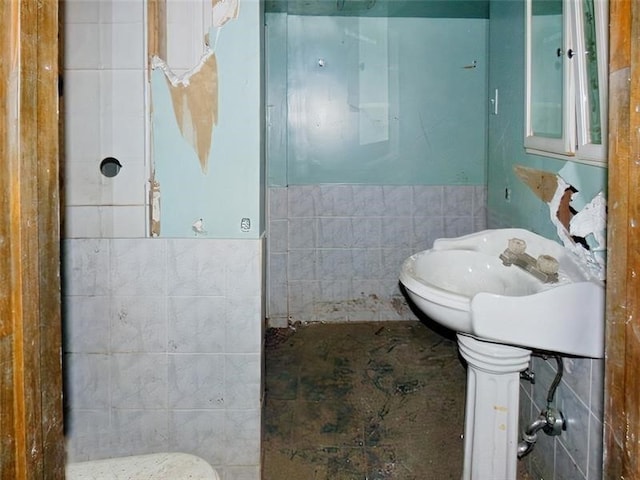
[262,321,532,479]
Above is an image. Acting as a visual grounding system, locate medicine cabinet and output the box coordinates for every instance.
[525,0,608,166]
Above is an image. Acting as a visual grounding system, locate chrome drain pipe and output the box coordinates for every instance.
[518,355,566,458]
[517,412,550,458]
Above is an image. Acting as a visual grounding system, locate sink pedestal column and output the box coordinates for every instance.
[457,334,532,480]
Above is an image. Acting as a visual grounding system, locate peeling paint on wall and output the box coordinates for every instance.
[514,164,606,280]
[153,52,219,174]
[150,176,161,236]
[149,0,261,238]
[212,0,239,27]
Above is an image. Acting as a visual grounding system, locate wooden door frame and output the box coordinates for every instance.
[0,1,64,478]
[604,0,640,478]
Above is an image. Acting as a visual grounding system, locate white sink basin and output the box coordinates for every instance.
[399,228,605,358]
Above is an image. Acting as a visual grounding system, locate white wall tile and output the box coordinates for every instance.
[287,281,319,322]
[318,185,355,216]
[62,239,110,295]
[444,216,474,238]
[352,217,381,248]
[112,206,148,237]
[318,218,353,248]
[100,70,145,116]
[100,22,145,69]
[65,160,112,206]
[226,248,262,298]
[381,186,412,216]
[224,409,261,465]
[111,160,147,205]
[225,354,261,408]
[101,113,145,159]
[100,0,145,24]
[318,249,353,280]
[381,217,412,248]
[110,239,166,295]
[444,185,474,216]
[65,353,110,409]
[111,353,168,408]
[65,70,101,115]
[225,297,262,354]
[167,240,226,296]
[65,295,111,353]
[110,410,169,457]
[65,0,101,24]
[288,185,319,218]
[65,23,101,69]
[65,113,102,164]
[168,354,225,408]
[223,466,260,480]
[288,218,316,249]
[111,296,167,353]
[169,410,226,465]
[268,187,288,219]
[412,185,444,216]
[268,219,288,253]
[65,409,110,438]
[288,249,316,281]
[167,296,226,353]
[166,0,208,71]
[411,216,445,251]
[353,186,384,216]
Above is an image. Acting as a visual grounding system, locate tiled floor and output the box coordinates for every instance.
[262,321,532,480]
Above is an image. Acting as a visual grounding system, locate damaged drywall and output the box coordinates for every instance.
[153,52,219,174]
[514,164,606,279]
[148,0,262,238]
[212,0,239,27]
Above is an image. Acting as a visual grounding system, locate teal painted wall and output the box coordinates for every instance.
[487,0,606,240]
[267,13,489,186]
[152,0,264,238]
[488,3,606,478]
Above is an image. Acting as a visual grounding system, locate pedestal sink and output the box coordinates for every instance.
[399,228,605,480]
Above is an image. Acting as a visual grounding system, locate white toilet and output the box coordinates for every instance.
[66,452,220,479]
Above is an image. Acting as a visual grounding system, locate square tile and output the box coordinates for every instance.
[110,239,166,296]
[167,296,226,353]
[167,240,226,296]
[168,354,225,408]
[169,410,226,466]
[111,295,167,353]
[111,353,168,408]
[64,295,111,353]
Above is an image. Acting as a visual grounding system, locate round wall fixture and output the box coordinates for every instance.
[100,157,122,178]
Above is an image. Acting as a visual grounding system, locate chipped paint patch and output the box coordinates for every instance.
[153,52,218,174]
[212,0,239,27]
[149,176,161,236]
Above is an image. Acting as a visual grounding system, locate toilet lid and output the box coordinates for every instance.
[66,452,220,480]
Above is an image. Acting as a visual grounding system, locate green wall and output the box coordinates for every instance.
[487,0,606,240]
[152,0,264,238]
[267,13,489,186]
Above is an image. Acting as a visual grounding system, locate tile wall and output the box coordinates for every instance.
[518,355,604,479]
[267,184,487,326]
[63,238,263,480]
[64,0,148,238]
